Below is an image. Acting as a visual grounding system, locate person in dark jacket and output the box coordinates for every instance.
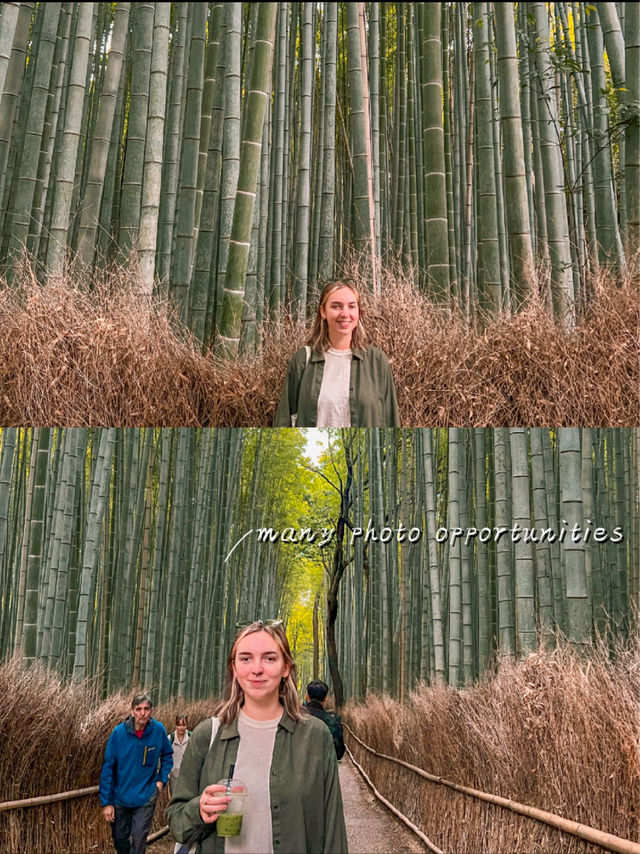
[274,280,400,427]
[100,692,173,854]
[303,680,345,761]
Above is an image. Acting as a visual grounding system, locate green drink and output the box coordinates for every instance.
[217,812,243,837]
[215,777,247,838]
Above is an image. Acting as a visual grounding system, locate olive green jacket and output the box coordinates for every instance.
[273,345,400,427]
[165,712,348,854]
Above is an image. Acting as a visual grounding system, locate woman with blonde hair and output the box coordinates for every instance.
[166,620,348,854]
[274,281,399,427]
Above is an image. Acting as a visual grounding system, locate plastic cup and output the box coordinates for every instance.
[216,778,247,837]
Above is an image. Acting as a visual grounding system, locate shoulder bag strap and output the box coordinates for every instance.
[209,716,220,749]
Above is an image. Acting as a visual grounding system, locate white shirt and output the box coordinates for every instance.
[225,709,280,854]
[316,348,352,427]
[169,731,190,777]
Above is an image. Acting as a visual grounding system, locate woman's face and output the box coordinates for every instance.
[233,630,290,706]
[320,286,360,347]
[176,724,187,738]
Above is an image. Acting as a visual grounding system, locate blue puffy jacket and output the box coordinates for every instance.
[99,716,173,808]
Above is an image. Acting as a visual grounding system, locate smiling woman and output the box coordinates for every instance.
[273,281,400,427]
[166,622,348,854]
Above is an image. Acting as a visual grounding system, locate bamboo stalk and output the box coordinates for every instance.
[345,725,640,854]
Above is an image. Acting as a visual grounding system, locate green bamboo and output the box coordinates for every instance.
[472,3,500,313]
[77,3,130,267]
[494,3,537,305]
[447,429,462,686]
[0,2,33,238]
[559,428,591,645]
[217,3,277,354]
[420,3,450,300]
[46,2,94,276]
[6,3,61,268]
[170,2,207,319]
[531,2,574,321]
[624,3,640,252]
[292,2,313,312]
[155,2,187,285]
[509,428,535,656]
[586,6,624,269]
[137,1,170,291]
[493,427,514,655]
[0,3,21,104]
[73,428,116,682]
[21,429,51,666]
[118,3,154,257]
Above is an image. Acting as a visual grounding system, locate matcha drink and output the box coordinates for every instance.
[217,812,243,836]
[216,776,247,838]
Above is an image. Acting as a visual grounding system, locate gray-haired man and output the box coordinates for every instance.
[99,693,173,854]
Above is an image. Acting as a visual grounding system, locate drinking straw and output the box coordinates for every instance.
[226,764,235,794]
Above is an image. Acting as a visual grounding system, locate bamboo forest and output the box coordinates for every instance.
[0,1,637,353]
[0,426,638,854]
[0,427,637,700]
[0,2,639,852]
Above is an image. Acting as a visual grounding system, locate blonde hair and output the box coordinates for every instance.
[308,281,367,353]
[214,622,303,725]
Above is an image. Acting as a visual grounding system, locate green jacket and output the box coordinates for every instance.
[165,712,348,854]
[273,346,400,427]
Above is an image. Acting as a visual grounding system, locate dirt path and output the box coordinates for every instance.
[338,754,427,853]
[148,755,426,853]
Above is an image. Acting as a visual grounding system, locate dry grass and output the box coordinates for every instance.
[0,265,211,426]
[0,258,637,426]
[1,639,637,853]
[344,636,640,853]
[0,658,219,854]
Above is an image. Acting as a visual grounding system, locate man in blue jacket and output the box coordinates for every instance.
[100,692,173,854]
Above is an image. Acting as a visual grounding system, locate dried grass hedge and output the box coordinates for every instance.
[0,259,637,426]
[343,636,640,854]
[0,658,219,854]
[1,638,637,853]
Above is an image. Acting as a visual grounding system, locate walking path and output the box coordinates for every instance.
[339,755,427,853]
[149,755,426,853]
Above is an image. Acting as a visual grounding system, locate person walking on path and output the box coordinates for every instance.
[303,679,345,761]
[168,714,192,795]
[274,281,400,427]
[166,619,348,853]
[100,692,173,854]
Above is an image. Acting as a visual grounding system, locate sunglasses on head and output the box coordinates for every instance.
[235,619,283,629]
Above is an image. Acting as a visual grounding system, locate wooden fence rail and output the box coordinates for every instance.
[344,724,640,854]
[0,785,99,812]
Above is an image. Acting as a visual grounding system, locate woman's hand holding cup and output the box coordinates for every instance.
[199,784,231,824]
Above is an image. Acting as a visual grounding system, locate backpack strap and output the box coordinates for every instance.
[208,716,220,749]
